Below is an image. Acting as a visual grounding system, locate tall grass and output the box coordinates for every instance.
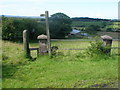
[2,40,119,88]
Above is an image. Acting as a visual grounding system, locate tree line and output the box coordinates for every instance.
[2,12,119,41]
[2,13,72,41]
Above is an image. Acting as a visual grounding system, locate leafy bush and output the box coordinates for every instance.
[2,53,9,60]
[86,40,110,58]
[85,25,101,35]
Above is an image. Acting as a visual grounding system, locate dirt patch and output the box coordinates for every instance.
[73,80,118,88]
[88,82,118,88]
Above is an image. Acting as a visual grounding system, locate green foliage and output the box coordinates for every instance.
[49,13,72,38]
[2,40,118,88]
[2,15,46,41]
[2,12,72,41]
[86,39,112,59]
[71,21,120,34]
[87,40,104,55]
[2,16,15,40]
[2,53,9,61]
[85,25,101,35]
[72,21,106,27]
[105,22,120,32]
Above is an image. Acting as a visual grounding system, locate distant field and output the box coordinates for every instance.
[72,21,111,27]
[72,21,120,36]
[97,32,120,39]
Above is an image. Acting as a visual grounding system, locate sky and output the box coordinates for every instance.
[0,0,119,19]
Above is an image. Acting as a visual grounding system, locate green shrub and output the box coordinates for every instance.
[2,53,9,60]
[86,40,110,58]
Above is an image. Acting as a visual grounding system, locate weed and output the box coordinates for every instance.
[2,53,9,60]
[86,39,112,59]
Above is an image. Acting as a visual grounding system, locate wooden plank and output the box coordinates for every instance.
[30,48,38,50]
[51,39,120,41]
[111,47,120,49]
[58,48,87,50]
[58,47,120,50]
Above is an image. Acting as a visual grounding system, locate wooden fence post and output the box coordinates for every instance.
[23,30,30,58]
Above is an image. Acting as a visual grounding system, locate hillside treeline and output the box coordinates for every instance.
[2,15,46,41]
[72,17,114,22]
[2,13,119,41]
[2,13,72,41]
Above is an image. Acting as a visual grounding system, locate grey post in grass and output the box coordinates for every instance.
[23,30,30,58]
[101,35,112,55]
[37,34,48,55]
[45,11,51,57]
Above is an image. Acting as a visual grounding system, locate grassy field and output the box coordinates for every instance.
[2,40,119,88]
[97,32,120,39]
[72,21,111,27]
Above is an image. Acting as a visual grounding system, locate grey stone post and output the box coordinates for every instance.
[101,35,112,55]
[23,30,30,58]
[37,34,48,55]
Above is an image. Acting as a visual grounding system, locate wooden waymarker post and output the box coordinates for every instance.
[23,30,30,58]
[45,11,51,57]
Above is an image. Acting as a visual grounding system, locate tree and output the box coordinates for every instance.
[49,13,72,38]
[2,16,46,41]
[2,16,15,40]
[85,25,101,35]
[101,22,107,28]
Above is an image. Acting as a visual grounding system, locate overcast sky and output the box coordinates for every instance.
[0,0,119,19]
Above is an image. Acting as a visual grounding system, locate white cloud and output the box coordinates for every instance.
[0,0,118,19]
[1,0,119,4]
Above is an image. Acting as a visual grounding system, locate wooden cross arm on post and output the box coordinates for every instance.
[40,11,51,57]
[40,14,45,16]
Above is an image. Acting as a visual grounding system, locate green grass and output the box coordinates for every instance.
[106,22,120,29]
[0,40,2,89]
[2,40,119,88]
[72,21,112,27]
[0,23,2,89]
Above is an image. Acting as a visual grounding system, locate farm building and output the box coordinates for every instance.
[70,29,81,35]
[69,29,88,38]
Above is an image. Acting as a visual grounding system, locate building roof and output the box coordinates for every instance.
[70,29,81,34]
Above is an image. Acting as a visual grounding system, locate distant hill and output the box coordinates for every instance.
[0,15,119,22]
[71,17,117,22]
[0,15,40,18]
